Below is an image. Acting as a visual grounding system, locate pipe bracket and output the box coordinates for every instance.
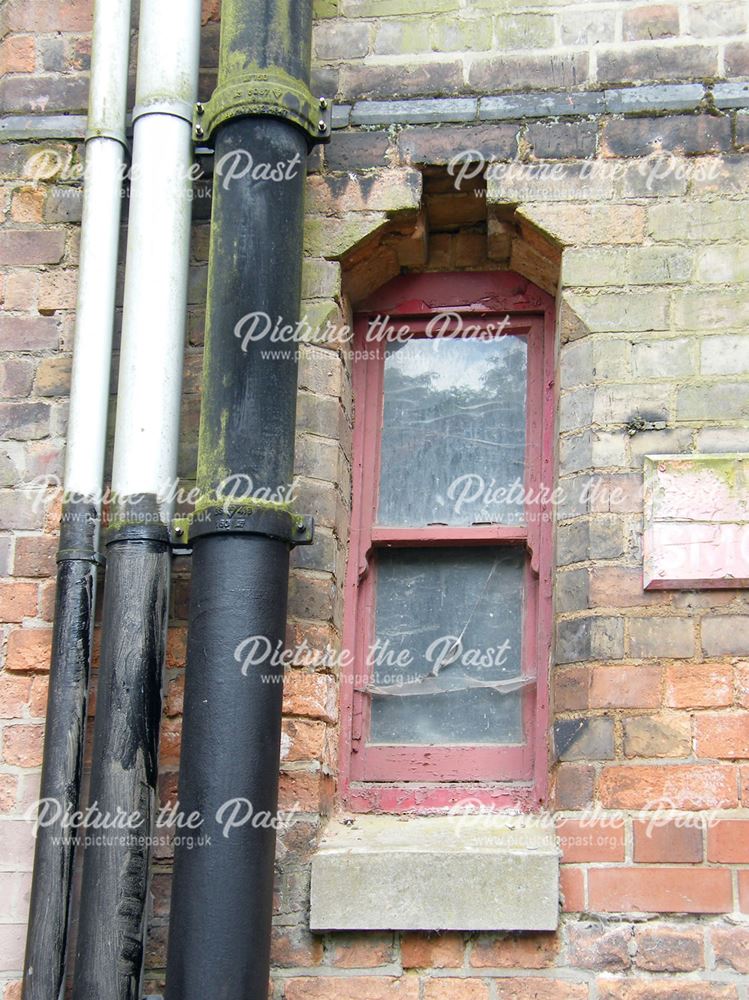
[194,68,332,146]
[185,504,314,547]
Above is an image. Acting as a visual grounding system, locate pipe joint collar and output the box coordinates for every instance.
[58,498,100,563]
[84,126,129,149]
[133,97,195,127]
[103,520,172,547]
[194,69,332,147]
[184,503,314,547]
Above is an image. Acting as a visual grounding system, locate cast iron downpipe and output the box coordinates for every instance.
[71,2,201,998]
[22,1,131,996]
[165,2,329,998]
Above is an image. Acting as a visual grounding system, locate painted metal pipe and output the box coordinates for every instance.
[22,1,131,996]
[70,1,200,997]
[164,2,325,997]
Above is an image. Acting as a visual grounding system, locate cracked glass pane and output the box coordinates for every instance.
[377,336,528,527]
[368,546,526,745]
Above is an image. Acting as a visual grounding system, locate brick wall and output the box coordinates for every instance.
[2,1,749,998]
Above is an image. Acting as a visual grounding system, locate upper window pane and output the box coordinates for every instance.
[376,336,528,527]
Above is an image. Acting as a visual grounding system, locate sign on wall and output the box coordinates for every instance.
[643,454,749,590]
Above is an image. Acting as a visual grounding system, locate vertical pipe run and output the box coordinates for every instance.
[70,2,200,998]
[165,3,318,998]
[22,1,131,996]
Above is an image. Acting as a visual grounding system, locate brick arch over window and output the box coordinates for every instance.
[337,270,557,813]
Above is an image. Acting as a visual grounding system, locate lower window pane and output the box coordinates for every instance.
[368,546,526,746]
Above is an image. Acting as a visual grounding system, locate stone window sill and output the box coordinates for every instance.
[310,814,560,932]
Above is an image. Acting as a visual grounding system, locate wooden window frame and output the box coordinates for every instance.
[339,272,556,813]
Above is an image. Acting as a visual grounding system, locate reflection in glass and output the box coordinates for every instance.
[368,547,525,745]
[377,336,528,527]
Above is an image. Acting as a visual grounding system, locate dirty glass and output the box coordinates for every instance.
[377,336,528,527]
[368,547,526,745]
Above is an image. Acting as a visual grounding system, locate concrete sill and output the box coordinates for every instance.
[310,815,560,932]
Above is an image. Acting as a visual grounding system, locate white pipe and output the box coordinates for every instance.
[63,0,131,503]
[110,0,201,518]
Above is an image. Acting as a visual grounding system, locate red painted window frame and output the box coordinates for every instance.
[339,272,556,813]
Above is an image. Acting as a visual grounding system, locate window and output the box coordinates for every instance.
[340,272,555,812]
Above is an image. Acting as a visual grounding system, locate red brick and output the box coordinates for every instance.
[0,674,32,716]
[0,582,37,622]
[284,977,419,1000]
[553,668,590,711]
[401,933,464,969]
[740,870,749,913]
[553,763,596,810]
[423,980,487,1000]
[201,0,220,23]
[12,536,56,578]
[0,315,58,351]
[665,663,733,708]
[165,673,184,717]
[589,566,665,608]
[623,714,691,759]
[0,401,50,440]
[3,0,93,33]
[711,926,749,974]
[325,132,392,172]
[340,60,464,102]
[3,981,21,1000]
[5,628,52,672]
[598,765,738,810]
[492,979,588,1000]
[38,272,78,312]
[4,270,38,310]
[281,718,326,763]
[329,934,393,969]
[634,924,704,972]
[34,355,72,395]
[632,818,703,863]
[0,230,65,266]
[29,675,48,717]
[0,36,36,74]
[560,867,585,913]
[695,713,749,759]
[590,666,661,709]
[270,927,323,968]
[597,43,718,87]
[10,188,44,224]
[37,578,55,622]
[282,670,337,723]
[623,4,679,40]
[588,867,733,913]
[737,662,749,708]
[469,933,559,969]
[2,723,44,766]
[706,820,749,862]
[597,980,735,1000]
[0,357,35,398]
[165,627,187,668]
[557,818,625,863]
[0,774,18,812]
[567,922,631,970]
[158,717,181,767]
[278,770,331,814]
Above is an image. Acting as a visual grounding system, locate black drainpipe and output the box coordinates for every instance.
[71,504,171,1000]
[165,2,330,998]
[22,500,98,1000]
